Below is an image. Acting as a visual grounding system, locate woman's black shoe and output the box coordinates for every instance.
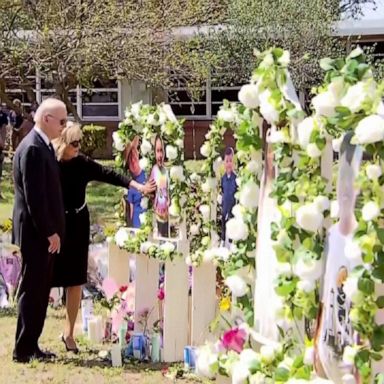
[61,335,79,354]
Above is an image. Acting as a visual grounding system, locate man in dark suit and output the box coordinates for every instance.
[12,98,67,362]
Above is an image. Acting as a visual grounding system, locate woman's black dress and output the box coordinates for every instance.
[52,154,130,288]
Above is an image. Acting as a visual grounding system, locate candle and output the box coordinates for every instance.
[111,344,122,367]
[87,317,98,342]
[119,323,127,347]
[151,333,161,363]
[81,298,93,332]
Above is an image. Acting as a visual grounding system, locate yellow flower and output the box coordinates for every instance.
[219,297,231,312]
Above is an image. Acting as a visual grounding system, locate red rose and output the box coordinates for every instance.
[119,285,128,293]
[157,288,165,301]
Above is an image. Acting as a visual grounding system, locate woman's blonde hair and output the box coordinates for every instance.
[52,121,83,160]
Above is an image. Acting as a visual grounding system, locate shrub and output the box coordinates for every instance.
[81,124,107,157]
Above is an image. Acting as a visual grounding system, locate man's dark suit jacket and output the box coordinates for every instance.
[12,128,65,259]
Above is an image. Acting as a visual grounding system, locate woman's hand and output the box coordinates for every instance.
[141,179,156,196]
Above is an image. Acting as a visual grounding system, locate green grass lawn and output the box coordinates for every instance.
[0,307,203,384]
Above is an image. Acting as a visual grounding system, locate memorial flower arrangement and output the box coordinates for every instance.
[112,102,188,260]
[312,47,384,383]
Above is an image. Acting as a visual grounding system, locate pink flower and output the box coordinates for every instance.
[221,327,247,353]
[157,288,165,301]
[102,278,119,300]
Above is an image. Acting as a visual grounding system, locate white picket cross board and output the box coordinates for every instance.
[133,253,160,333]
[108,241,131,287]
[163,255,189,362]
[191,263,217,346]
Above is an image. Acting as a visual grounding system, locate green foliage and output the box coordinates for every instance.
[81,124,107,157]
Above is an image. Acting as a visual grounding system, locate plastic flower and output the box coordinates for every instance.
[296,204,324,232]
[112,131,125,151]
[297,117,318,148]
[246,160,260,174]
[366,164,382,181]
[226,217,249,241]
[259,345,275,364]
[314,195,330,212]
[190,224,200,236]
[293,258,323,282]
[259,89,279,124]
[352,115,384,144]
[170,166,185,182]
[166,145,178,161]
[217,107,235,123]
[199,205,211,222]
[219,296,231,312]
[157,288,165,301]
[195,344,218,378]
[115,227,130,247]
[200,142,211,158]
[232,361,250,384]
[131,101,142,119]
[140,139,152,155]
[297,279,315,293]
[362,201,380,221]
[306,143,322,158]
[304,346,314,365]
[140,241,153,254]
[312,91,339,117]
[161,103,177,122]
[341,81,375,113]
[238,83,260,109]
[344,240,363,265]
[225,275,249,297]
[221,327,247,353]
[239,180,259,209]
[332,135,344,152]
[343,276,363,304]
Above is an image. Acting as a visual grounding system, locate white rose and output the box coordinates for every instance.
[332,136,344,152]
[217,107,235,123]
[112,131,125,151]
[200,142,211,158]
[259,345,275,364]
[140,241,153,254]
[146,113,159,126]
[166,145,178,161]
[213,157,222,174]
[353,115,384,144]
[314,196,330,212]
[246,160,260,174]
[199,205,211,222]
[376,101,384,117]
[343,277,363,304]
[217,194,223,205]
[161,104,177,122]
[239,180,259,209]
[278,50,290,66]
[238,83,260,109]
[297,279,315,293]
[294,258,323,282]
[170,166,185,182]
[131,101,142,119]
[139,212,147,225]
[297,117,318,148]
[344,240,363,265]
[312,91,338,117]
[259,90,279,124]
[225,275,249,297]
[342,345,357,366]
[232,204,244,219]
[202,177,217,193]
[114,227,130,247]
[342,374,357,384]
[213,246,231,262]
[330,200,339,218]
[190,224,200,236]
[140,139,152,155]
[226,217,249,241]
[249,372,268,384]
[139,157,149,170]
[267,130,285,144]
[140,197,149,209]
[362,201,380,221]
[341,81,375,113]
[366,164,382,181]
[232,361,250,384]
[306,143,322,158]
[190,173,201,183]
[175,138,184,148]
[303,347,314,365]
[159,242,175,254]
[195,345,218,378]
[296,204,324,232]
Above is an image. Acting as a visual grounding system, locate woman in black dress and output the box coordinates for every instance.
[52,122,155,352]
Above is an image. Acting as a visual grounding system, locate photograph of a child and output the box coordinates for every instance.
[220,146,237,246]
[150,135,170,238]
[124,136,147,228]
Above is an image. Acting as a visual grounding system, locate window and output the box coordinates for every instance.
[167,74,245,120]
[2,74,122,121]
